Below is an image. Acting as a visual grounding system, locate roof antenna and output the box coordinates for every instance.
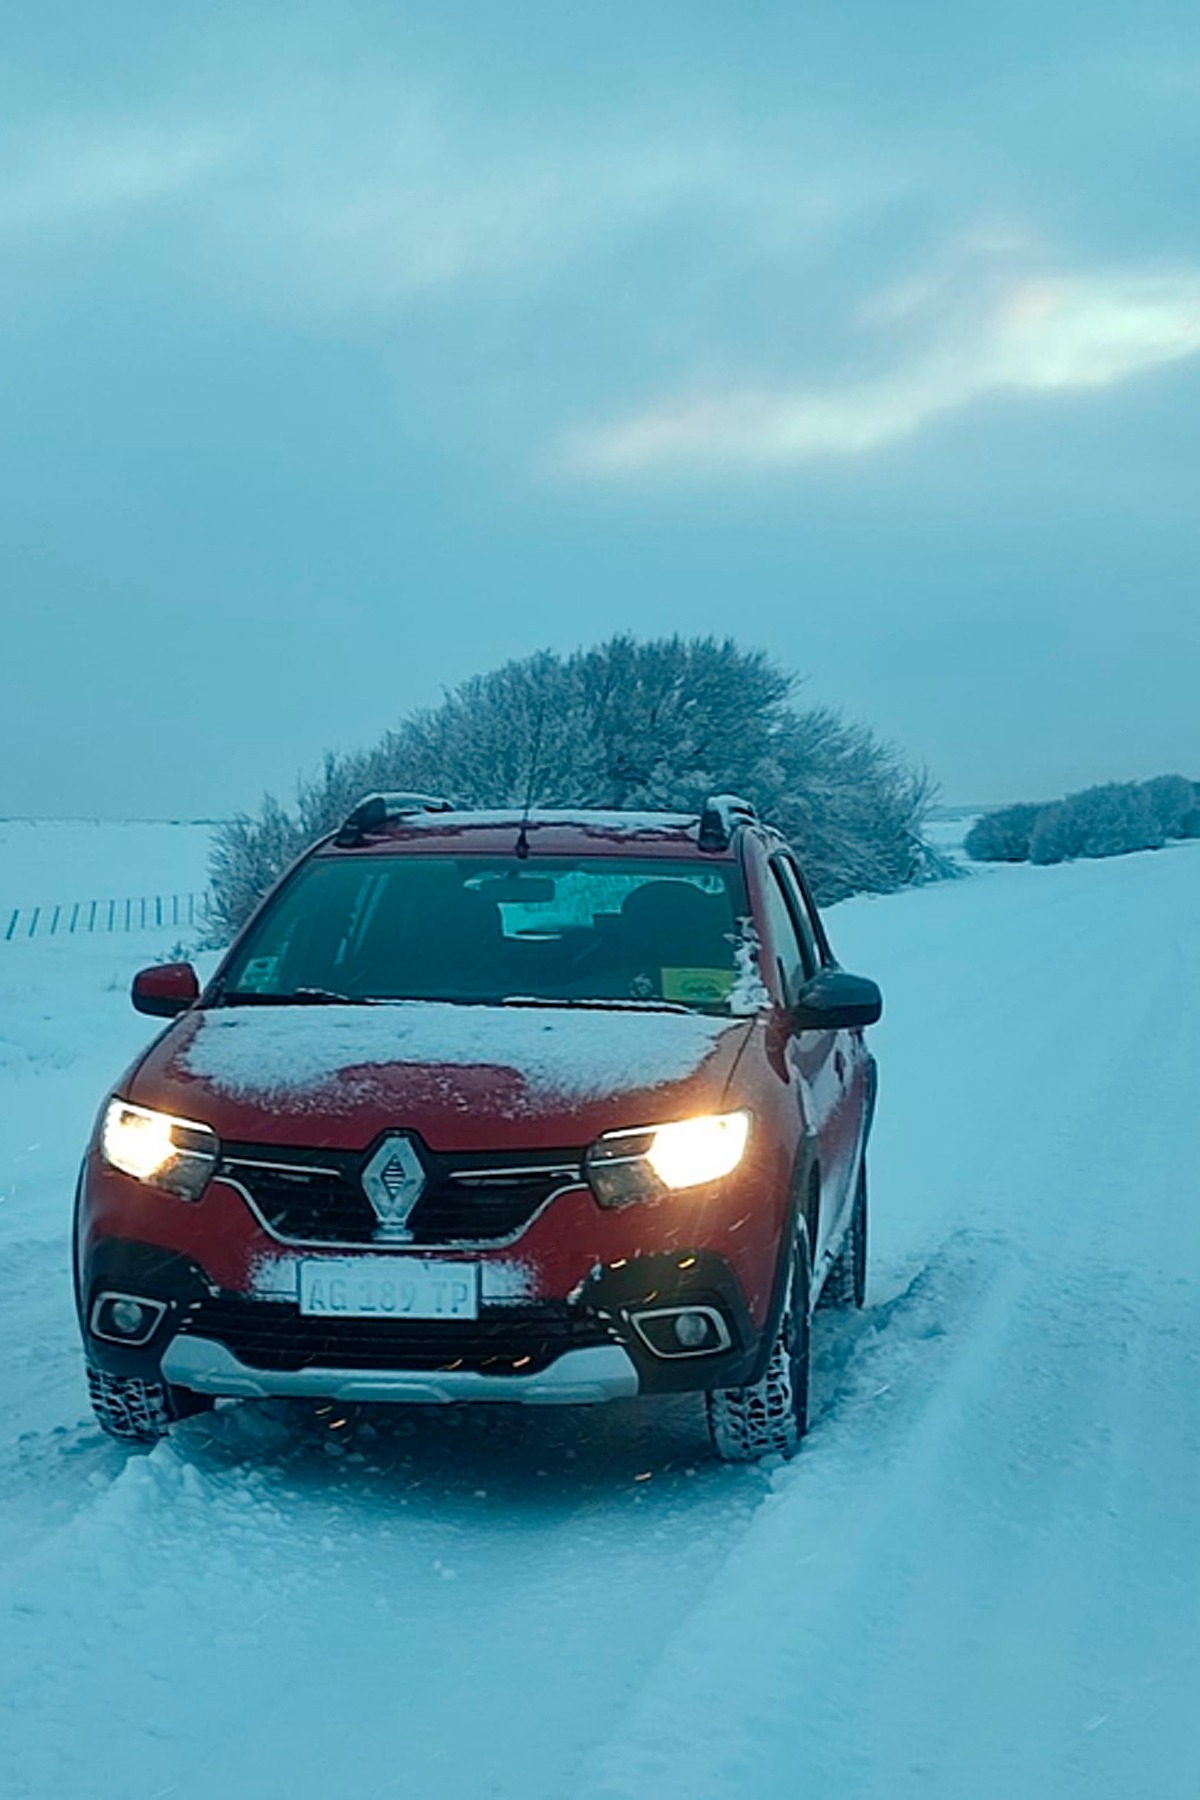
[514,702,545,861]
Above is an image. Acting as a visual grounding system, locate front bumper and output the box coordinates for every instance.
[80,1240,769,1401]
[161,1336,640,1405]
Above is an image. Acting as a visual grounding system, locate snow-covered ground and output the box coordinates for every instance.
[1,824,1198,1799]
[922,804,980,862]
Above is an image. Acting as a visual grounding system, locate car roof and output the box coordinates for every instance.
[312,808,743,861]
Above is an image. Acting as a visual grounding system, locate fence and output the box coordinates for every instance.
[3,892,210,942]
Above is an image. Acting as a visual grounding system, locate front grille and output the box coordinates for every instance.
[180,1296,612,1375]
[218,1140,583,1246]
[220,1154,373,1243]
[422,1162,579,1241]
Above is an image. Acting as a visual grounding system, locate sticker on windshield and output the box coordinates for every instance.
[237,956,280,992]
[661,967,735,1004]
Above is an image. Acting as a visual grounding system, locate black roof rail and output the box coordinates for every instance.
[335,791,456,846]
[697,793,758,852]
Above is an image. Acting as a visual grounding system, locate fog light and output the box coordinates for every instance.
[111,1298,147,1337]
[673,1311,713,1349]
[89,1291,168,1347]
[629,1304,733,1359]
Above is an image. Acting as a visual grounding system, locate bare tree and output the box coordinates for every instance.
[208,636,937,937]
[206,796,307,940]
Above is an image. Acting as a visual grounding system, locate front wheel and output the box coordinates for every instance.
[86,1366,213,1444]
[707,1238,811,1461]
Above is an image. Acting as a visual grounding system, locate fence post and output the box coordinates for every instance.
[5,910,17,941]
[28,907,40,938]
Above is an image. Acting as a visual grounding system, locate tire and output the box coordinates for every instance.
[86,1366,213,1444]
[707,1237,811,1461]
[819,1160,868,1311]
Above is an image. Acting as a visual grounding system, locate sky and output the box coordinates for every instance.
[1,0,1198,818]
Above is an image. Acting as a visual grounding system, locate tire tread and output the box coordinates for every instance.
[87,1366,174,1443]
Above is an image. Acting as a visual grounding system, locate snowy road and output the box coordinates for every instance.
[2,832,1198,1799]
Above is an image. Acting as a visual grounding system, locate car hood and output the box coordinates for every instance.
[128,1002,753,1151]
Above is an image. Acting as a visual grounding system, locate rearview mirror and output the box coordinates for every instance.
[790,969,882,1032]
[475,874,556,902]
[132,962,200,1018]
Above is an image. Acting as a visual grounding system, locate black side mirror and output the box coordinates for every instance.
[791,968,882,1032]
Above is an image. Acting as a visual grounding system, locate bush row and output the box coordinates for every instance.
[964,775,1200,867]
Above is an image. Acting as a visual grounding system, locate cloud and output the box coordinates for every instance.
[0,79,906,327]
[265,138,719,304]
[224,98,881,314]
[563,267,1200,476]
[0,118,234,233]
[10,83,1196,494]
[0,116,239,237]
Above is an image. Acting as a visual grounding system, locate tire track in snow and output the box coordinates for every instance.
[0,1446,312,1800]
[0,1238,122,1568]
[575,852,1200,1800]
[574,1232,1028,1800]
[0,1391,768,1800]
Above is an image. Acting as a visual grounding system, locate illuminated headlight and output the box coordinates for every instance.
[585,1110,751,1209]
[100,1099,219,1200]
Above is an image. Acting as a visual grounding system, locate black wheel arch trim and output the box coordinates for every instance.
[733,1130,817,1391]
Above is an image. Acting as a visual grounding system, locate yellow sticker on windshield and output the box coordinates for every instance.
[662,967,735,1004]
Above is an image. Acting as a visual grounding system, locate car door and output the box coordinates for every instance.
[774,855,870,1268]
[754,857,845,1278]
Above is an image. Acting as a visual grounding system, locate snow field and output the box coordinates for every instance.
[0,825,1198,1798]
[0,819,213,913]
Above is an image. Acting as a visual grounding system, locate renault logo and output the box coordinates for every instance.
[361,1134,427,1240]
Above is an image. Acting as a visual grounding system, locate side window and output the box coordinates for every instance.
[759,866,806,1004]
[792,862,834,966]
[773,858,822,977]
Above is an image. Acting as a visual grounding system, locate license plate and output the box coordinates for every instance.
[298,1258,478,1321]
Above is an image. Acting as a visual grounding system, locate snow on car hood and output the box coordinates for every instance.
[171,1001,743,1119]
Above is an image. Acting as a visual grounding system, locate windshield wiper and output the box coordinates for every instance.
[216,987,376,1007]
[498,994,692,1014]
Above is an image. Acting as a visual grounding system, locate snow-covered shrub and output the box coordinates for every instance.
[208,637,937,937]
[1065,784,1164,859]
[205,797,308,943]
[972,775,1196,873]
[767,703,942,903]
[1028,803,1075,866]
[1140,774,1198,840]
[964,803,1043,863]
[1030,784,1164,866]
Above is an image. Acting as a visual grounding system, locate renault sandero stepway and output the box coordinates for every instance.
[74,793,882,1460]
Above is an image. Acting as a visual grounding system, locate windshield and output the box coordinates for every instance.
[218,854,749,1012]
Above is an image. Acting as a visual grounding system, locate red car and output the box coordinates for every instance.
[74,793,881,1460]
